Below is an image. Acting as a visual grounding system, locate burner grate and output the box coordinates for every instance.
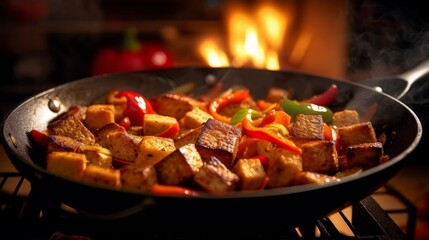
[0,172,414,239]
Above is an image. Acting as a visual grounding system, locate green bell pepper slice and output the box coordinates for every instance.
[279,99,333,123]
[229,108,263,125]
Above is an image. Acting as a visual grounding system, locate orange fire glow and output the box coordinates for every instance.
[199,1,291,70]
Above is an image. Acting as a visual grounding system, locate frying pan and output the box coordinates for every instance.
[0,66,423,236]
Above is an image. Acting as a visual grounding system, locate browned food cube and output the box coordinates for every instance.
[265,87,290,102]
[336,122,377,149]
[157,93,205,119]
[120,165,158,192]
[127,126,144,136]
[301,140,339,174]
[232,158,266,190]
[174,125,203,149]
[47,135,112,168]
[195,118,242,168]
[64,105,87,122]
[84,104,115,132]
[155,144,203,185]
[290,171,340,186]
[292,114,324,140]
[266,153,303,188]
[46,151,87,180]
[193,157,239,194]
[143,113,179,136]
[48,114,95,145]
[179,107,213,130]
[332,109,360,127]
[105,89,127,122]
[345,142,384,170]
[136,136,176,168]
[95,125,142,163]
[81,164,121,189]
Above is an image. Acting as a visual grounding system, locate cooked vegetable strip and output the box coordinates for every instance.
[301,84,338,106]
[115,91,154,126]
[209,89,249,123]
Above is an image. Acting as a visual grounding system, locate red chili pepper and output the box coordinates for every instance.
[155,122,180,138]
[242,118,302,154]
[302,84,338,106]
[208,89,250,123]
[151,184,199,196]
[29,129,49,148]
[115,91,154,126]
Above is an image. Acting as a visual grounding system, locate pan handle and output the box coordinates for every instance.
[397,59,429,99]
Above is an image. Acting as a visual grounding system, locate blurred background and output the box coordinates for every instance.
[1,0,429,237]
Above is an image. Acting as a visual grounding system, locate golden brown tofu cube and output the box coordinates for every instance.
[84,104,115,132]
[136,136,176,168]
[96,130,141,163]
[179,107,212,130]
[290,171,340,186]
[174,126,203,149]
[195,118,242,168]
[345,142,384,170]
[232,158,266,190]
[157,93,204,119]
[64,105,87,122]
[81,164,121,189]
[292,114,324,140]
[143,113,179,136]
[193,157,239,194]
[155,144,203,185]
[46,152,87,180]
[265,153,302,188]
[332,109,361,127]
[337,122,377,149]
[48,115,95,145]
[83,145,113,168]
[120,165,158,192]
[301,140,339,174]
[46,135,86,153]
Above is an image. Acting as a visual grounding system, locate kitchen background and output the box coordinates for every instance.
[1,0,429,238]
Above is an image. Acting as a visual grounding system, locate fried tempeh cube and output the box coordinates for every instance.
[345,142,384,170]
[195,118,242,168]
[292,114,324,140]
[143,113,179,136]
[301,140,339,174]
[155,144,203,185]
[120,165,158,192]
[84,104,115,132]
[136,136,176,168]
[232,158,266,190]
[46,151,87,181]
[193,156,239,194]
[179,107,213,130]
[332,109,360,127]
[336,122,377,149]
[48,114,95,145]
[81,164,121,189]
[156,93,205,119]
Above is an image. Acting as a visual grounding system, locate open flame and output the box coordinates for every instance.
[199,1,292,70]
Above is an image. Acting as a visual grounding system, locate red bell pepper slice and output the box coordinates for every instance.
[259,110,291,128]
[208,89,250,123]
[151,184,199,196]
[118,117,131,130]
[302,84,338,106]
[253,155,269,171]
[155,122,180,138]
[29,129,50,148]
[242,118,302,155]
[115,91,154,126]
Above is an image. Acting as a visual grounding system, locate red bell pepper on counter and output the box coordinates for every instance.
[115,91,154,126]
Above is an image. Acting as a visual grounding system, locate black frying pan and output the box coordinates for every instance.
[0,66,423,236]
